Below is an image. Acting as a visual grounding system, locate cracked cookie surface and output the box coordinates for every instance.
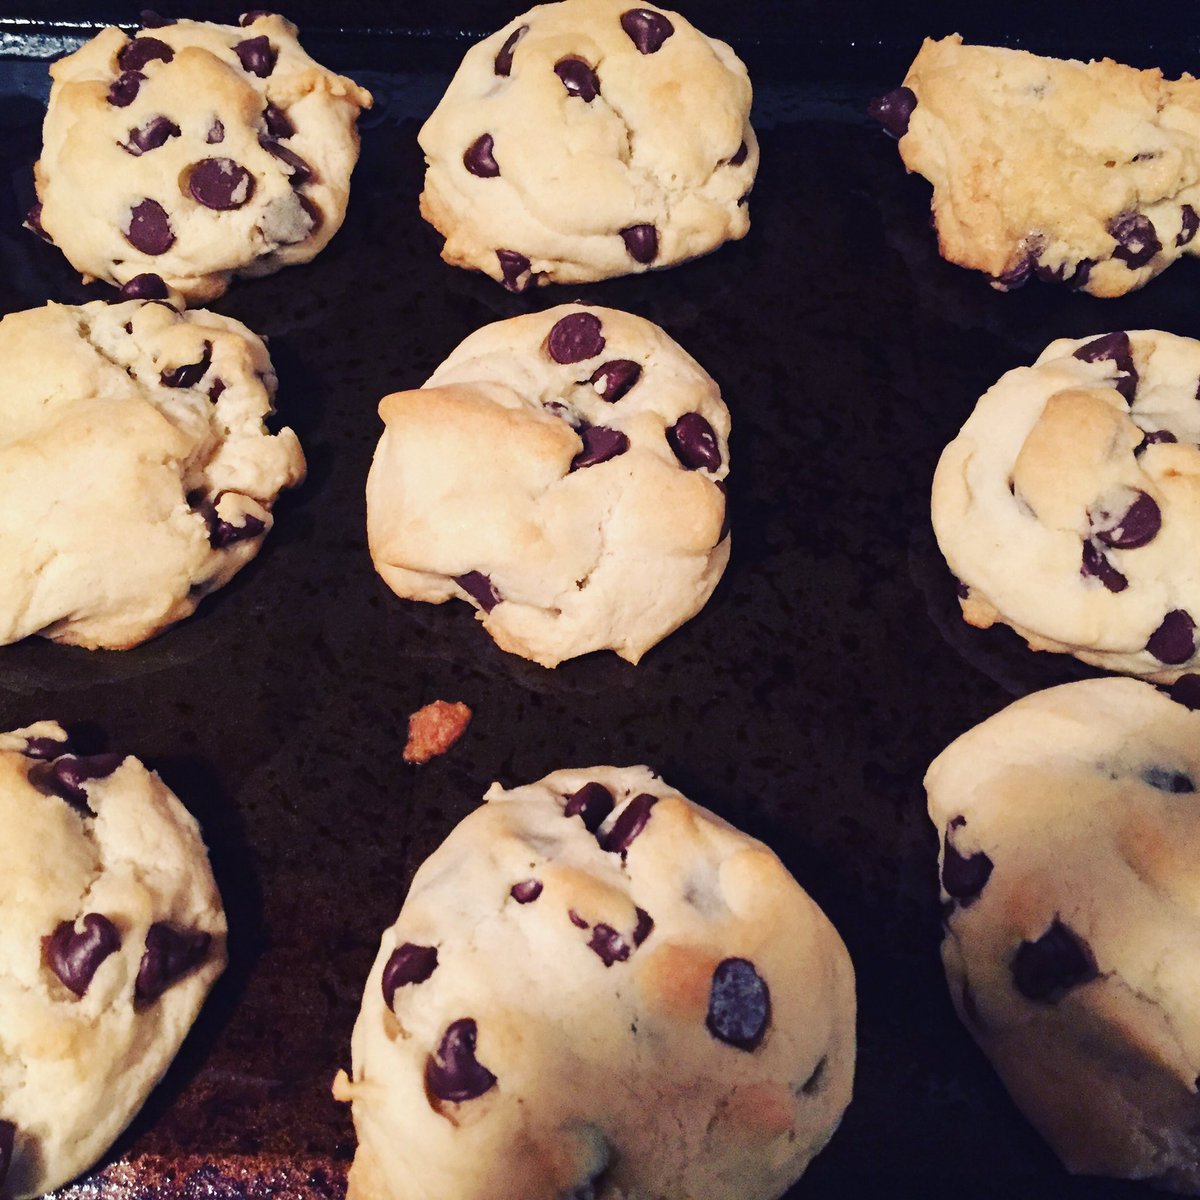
[0,297,305,650]
[336,765,854,1200]
[0,720,226,1198]
[418,0,756,290]
[366,304,730,667]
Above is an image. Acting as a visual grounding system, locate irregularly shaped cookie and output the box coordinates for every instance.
[335,765,854,1200]
[418,0,756,290]
[0,296,305,650]
[870,35,1200,297]
[926,678,1200,1189]
[0,720,226,1197]
[32,11,372,303]
[932,330,1200,681]
[366,304,730,667]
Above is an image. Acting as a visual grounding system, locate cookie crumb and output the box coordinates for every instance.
[403,701,472,764]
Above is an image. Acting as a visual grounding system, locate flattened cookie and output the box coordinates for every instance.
[32,11,371,303]
[366,304,730,667]
[418,0,756,290]
[0,296,305,650]
[932,330,1200,680]
[871,35,1200,297]
[0,720,226,1197]
[336,765,854,1200]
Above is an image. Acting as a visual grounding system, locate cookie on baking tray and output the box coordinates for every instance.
[31,11,372,303]
[418,0,757,290]
[334,765,854,1200]
[0,296,305,651]
[366,304,730,668]
[0,720,226,1198]
[932,330,1200,681]
[926,678,1200,1190]
[870,35,1200,297]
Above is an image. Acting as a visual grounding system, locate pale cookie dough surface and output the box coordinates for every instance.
[337,765,855,1200]
[366,304,730,667]
[873,35,1200,297]
[418,0,756,290]
[0,720,226,1198]
[926,679,1200,1191]
[0,297,306,650]
[932,329,1200,681]
[33,12,372,303]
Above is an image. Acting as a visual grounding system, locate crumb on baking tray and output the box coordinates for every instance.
[403,700,472,764]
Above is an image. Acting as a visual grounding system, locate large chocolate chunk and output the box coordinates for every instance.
[135,922,212,1002]
[235,35,276,78]
[381,942,438,1009]
[494,24,528,76]
[125,199,175,255]
[1091,490,1160,550]
[1147,610,1197,665]
[425,1019,497,1103]
[570,426,629,471]
[621,9,674,53]
[1073,331,1137,404]
[464,134,500,178]
[564,782,614,833]
[867,86,917,139]
[548,312,605,364]
[160,341,212,388]
[1011,919,1096,1002]
[118,36,174,71]
[454,571,501,612]
[667,412,721,471]
[941,824,993,904]
[188,158,255,210]
[599,793,657,855]
[706,957,770,1050]
[555,57,599,102]
[46,913,121,996]
[1109,212,1161,269]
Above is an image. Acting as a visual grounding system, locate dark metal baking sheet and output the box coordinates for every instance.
[0,7,1192,1199]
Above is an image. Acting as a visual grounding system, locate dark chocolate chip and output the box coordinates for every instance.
[454,570,501,612]
[941,827,993,904]
[588,924,631,966]
[1109,211,1161,269]
[955,578,970,600]
[239,10,274,24]
[1011,919,1096,1002]
[497,249,531,292]
[107,70,145,107]
[494,24,527,76]
[118,36,173,71]
[139,10,175,27]
[116,272,168,301]
[1092,489,1161,550]
[564,782,615,833]
[706,957,770,1050]
[1142,766,1196,794]
[632,907,653,946]
[464,133,500,178]
[188,158,255,210]
[136,921,212,1002]
[161,341,212,388]
[48,753,124,809]
[620,8,674,54]
[570,426,629,471]
[1037,257,1093,289]
[125,198,174,255]
[208,378,226,402]
[1180,205,1199,247]
[263,102,294,139]
[600,793,657,855]
[22,735,68,760]
[996,252,1036,289]
[425,1019,497,1103]
[24,202,50,243]
[1073,331,1137,404]
[511,879,542,903]
[46,913,121,996]
[667,411,721,471]
[0,1121,13,1191]
[209,511,266,549]
[589,360,641,402]
[1137,429,1177,453]
[548,312,605,364]
[1080,540,1128,593]
[555,57,599,102]
[123,115,180,156]
[259,137,313,186]
[1168,674,1200,709]
[569,909,589,929]
[235,35,276,77]
[729,140,748,166]
[207,118,225,144]
[620,223,658,263]
[866,86,917,139]
[381,942,438,1009]
[1147,609,1197,665]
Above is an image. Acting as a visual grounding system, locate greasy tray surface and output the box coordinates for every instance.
[0,14,1190,1200]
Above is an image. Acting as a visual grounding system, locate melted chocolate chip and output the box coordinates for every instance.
[259,137,313,186]
[425,1019,497,1103]
[47,753,124,810]
[161,341,212,388]
[497,249,531,292]
[1109,212,1161,269]
[209,511,266,549]
[632,907,653,946]
[706,957,770,1050]
[125,199,174,255]
[22,736,68,760]
[454,570,501,612]
[1137,429,1177,453]
[996,252,1036,289]
[548,312,605,364]
[0,1121,13,1191]
[235,35,276,77]
[589,360,641,402]
[116,272,168,301]
[570,426,629,471]
[188,158,255,210]
[46,913,121,996]
[494,24,527,76]
[1092,489,1161,550]
[107,70,145,107]
[136,922,212,1002]
[600,793,657,855]
[555,57,599,102]
[588,924,631,966]
[620,8,674,53]
[1180,205,1199,247]
[511,880,542,903]
[1073,331,1137,404]
[207,118,225,144]
[123,115,180,156]
[620,223,658,263]
[1011,919,1096,1002]
[1142,766,1196,794]
[464,133,500,178]
[119,36,173,71]
[1037,258,1093,289]
[564,782,615,832]
[381,943,438,1009]
[1147,609,1197,665]
[941,827,993,904]
[667,412,721,471]
[263,102,294,139]
[867,86,917,139]
[1168,674,1200,710]
[1080,540,1128,593]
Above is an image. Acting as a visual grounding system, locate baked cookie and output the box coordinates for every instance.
[870,35,1200,297]
[417,0,756,290]
[0,719,226,1197]
[926,678,1200,1189]
[0,296,305,650]
[366,304,730,667]
[335,765,854,1200]
[32,11,372,303]
[932,330,1200,681]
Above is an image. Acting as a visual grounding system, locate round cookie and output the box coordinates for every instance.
[335,765,855,1200]
[926,678,1200,1190]
[32,12,372,303]
[366,304,730,667]
[0,720,226,1198]
[0,296,305,650]
[932,329,1200,681]
[417,0,757,290]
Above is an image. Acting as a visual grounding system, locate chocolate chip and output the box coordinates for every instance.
[119,36,173,71]
[955,578,970,600]
[209,510,266,549]
[116,272,169,301]
[941,826,993,904]
[570,426,629,471]
[0,1121,13,1191]
[511,880,542,903]
[620,8,674,53]
[464,133,500,178]
[555,57,599,102]
[729,140,748,167]
[600,793,657,855]
[706,957,770,1050]
[239,9,274,24]
[381,942,438,1009]
[1137,429,1177,453]
[136,922,212,1002]
[161,341,212,388]
[107,70,145,107]
[139,10,175,27]
[667,412,721,471]
[207,118,225,144]
[1180,205,1199,247]
[866,86,917,139]
[564,782,614,832]
[589,360,641,402]
[46,913,121,996]
[996,252,1036,289]
[235,35,276,77]
[497,249,531,292]
[298,194,322,235]
[548,312,605,364]
[632,907,653,946]
[1080,540,1128,593]
[188,158,255,210]
[259,138,313,186]
[454,570,501,612]
[208,379,226,402]
[1109,212,1161,268]
[22,735,68,760]
[1011,919,1096,1002]
[494,24,527,76]
[1168,674,1200,709]
[1147,609,1197,665]
[1142,766,1196,794]
[1073,331,1137,404]
[588,924,631,966]
[123,115,180,156]
[1092,489,1161,550]
[257,104,294,143]
[47,753,124,810]
[620,223,658,263]
[425,1019,497,1103]
[125,199,174,255]
[24,202,50,243]
[1037,257,1093,289]
[569,909,589,929]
